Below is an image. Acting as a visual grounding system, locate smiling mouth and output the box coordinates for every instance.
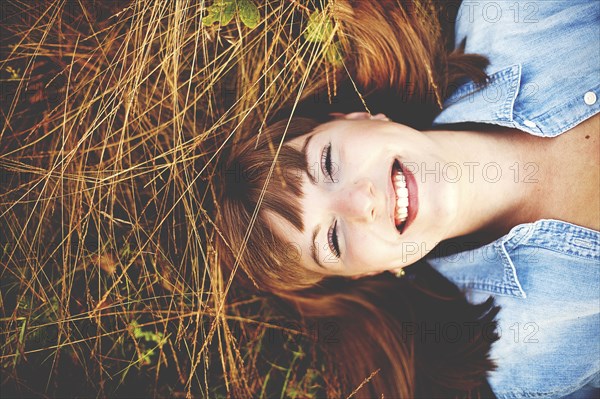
[391,160,409,232]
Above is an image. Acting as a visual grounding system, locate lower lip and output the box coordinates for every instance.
[401,161,419,232]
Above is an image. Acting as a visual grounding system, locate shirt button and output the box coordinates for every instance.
[584,91,597,105]
[524,120,537,128]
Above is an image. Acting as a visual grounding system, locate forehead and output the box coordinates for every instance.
[287,119,344,149]
[288,118,393,152]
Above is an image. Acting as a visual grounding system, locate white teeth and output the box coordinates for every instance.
[394,175,406,184]
[392,167,409,224]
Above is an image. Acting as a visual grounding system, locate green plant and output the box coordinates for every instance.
[202,0,261,28]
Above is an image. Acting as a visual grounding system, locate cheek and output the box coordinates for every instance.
[345,231,365,264]
[395,236,438,267]
[346,233,392,268]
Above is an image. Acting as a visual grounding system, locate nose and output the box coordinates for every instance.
[338,179,376,222]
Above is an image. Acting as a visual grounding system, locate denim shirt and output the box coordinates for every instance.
[427,221,600,398]
[427,1,600,398]
[432,0,600,136]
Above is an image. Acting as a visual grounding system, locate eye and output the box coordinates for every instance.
[320,142,335,182]
[327,219,341,258]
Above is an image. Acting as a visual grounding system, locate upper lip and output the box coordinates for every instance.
[388,158,399,232]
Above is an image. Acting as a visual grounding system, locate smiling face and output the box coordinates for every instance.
[267,116,461,278]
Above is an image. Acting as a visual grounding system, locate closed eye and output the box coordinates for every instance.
[327,220,340,258]
[320,142,334,181]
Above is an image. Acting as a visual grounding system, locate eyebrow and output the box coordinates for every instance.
[310,225,325,269]
[300,133,317,184]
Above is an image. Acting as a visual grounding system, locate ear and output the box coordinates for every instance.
[329,112,390,121]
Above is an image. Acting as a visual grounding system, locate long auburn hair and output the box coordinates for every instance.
[276,265,500,398]
[331,0,488,105]
[216,0,497,397]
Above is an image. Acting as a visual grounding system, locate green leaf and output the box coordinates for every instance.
[219,1,236,25]
[202,4,222,26]
[303,11,333,43]
[325,41,343,66]
[237,0,260,29]
[202,0,236,26]
[202,10,218,26]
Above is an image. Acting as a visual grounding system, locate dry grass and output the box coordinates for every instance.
[0,0,355,397]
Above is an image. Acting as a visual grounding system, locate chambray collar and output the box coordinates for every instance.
[432,0,600,137]
[504,219,600,261]
[426,219,600,300]
[434,64,523,129]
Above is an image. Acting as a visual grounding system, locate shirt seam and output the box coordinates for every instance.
[496,240,527,299]
[527,82,600,124]
[443,64,521,111]
[515,82,600,137]
[517,242,599,261]
[518,219,600,260]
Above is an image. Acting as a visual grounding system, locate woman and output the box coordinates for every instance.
[218,0,599,398]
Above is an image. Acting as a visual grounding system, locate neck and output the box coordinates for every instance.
[423,125,547,241]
